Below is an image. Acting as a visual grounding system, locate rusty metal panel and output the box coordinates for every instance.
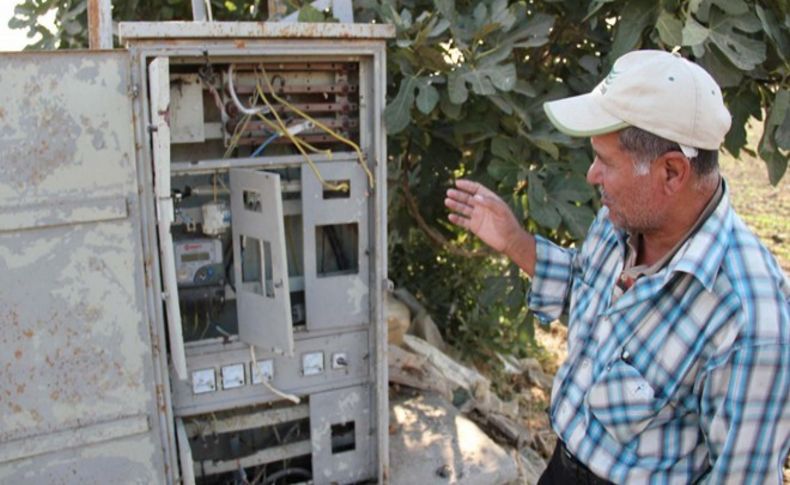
[118,21,395,41]
[0,51,164,481]
[310,385,372,484]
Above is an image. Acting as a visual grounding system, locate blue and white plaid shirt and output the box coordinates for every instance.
[528,182,790,483]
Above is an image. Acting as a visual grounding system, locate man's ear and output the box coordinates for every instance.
[656,151,691,195]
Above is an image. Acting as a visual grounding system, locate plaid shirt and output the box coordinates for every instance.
[528,183,790,483]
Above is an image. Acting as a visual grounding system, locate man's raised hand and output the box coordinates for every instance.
[444,179,523,254]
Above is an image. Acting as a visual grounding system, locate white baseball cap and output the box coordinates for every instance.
[543,50,731,156]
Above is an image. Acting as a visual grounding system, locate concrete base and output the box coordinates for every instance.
[389,392,520,484]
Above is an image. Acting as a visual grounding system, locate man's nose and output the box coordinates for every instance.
[587,158,602,186]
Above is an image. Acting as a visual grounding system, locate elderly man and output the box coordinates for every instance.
[445,50,790,483]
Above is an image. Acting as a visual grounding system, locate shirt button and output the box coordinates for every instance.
[622,350,631,360]
[581,359,590,368]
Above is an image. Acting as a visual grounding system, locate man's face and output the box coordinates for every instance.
[587,132,663,233]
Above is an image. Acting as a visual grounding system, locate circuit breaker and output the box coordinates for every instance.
[0,21,392,485]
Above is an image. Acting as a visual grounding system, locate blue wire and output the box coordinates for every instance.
[252,133,279,157]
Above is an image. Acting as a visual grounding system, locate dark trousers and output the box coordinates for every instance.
[538,440,616,485]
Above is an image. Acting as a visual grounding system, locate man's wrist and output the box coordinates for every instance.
[503,229,537,276]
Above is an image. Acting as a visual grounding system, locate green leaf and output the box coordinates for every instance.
[548,174,596,203]
[506,13,554,47]
[711,0,748,15]
[697,45,743,88]
[682,16,710,46]
[755,5,789,61]
[448,70,468,104]
[490,136,513,160]
[527,174,561,229]
[656,10,683,46]
[487,157,521,184]
[526,134,559,159]
[513,80,537,97]
[416,46,449,72]
[610,0,659,59]
[385,76,417,135]
[724,87,760,156]
[707,11,766,70]
[440,92,463,120]
[490,0,516,31]
[297,5,325,22]
[416,81,440,114]
[462,65,496,95]
[478,43,514,67]
[758,90,790,185]
[689,0,712,22]
[429,18,450,37]
[585,0,617,21]
[556,203,595,239]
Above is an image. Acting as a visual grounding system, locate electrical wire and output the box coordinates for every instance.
[249,345,300,404]
[261,467,311,485]
[252,80,348,193]
[228,64,272,116]
[259,66,376,189]
[251,132,280,157]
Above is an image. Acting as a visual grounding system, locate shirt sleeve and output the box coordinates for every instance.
[700,343,790,484]
[526,235,579,323]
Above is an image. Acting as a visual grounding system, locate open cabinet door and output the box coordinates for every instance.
[0,51,165,482]
[230,169,293,355]
[148,56,188,380]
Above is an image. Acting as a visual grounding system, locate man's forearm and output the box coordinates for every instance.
[503,229,537,277]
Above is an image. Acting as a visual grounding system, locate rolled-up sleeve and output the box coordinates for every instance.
[527,235,578,323]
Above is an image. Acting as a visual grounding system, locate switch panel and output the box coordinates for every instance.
[221,363,245,390]
[251,359,275,384]
[302,351,324,376]
[192,368,216,395]
[331,352,349,369]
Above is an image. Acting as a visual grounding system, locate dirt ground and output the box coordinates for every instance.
[521,138,790,480]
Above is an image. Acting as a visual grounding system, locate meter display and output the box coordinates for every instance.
[174,238,224,287]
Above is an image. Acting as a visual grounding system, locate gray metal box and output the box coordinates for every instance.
[0,21,393,484]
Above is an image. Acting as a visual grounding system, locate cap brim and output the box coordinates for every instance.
[544,93,628,137]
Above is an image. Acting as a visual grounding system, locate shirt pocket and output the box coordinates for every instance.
[586,359,667,444]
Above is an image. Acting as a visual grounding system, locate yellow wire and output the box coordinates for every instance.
[259,66,375,189]
[253,80,348,192]
[253,108,329,157]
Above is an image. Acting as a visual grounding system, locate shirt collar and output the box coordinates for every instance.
[663,178,732,291]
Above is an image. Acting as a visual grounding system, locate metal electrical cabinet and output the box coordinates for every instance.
[0,22,393,484]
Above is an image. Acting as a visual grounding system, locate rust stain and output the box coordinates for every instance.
[50,390,60,400]
[0,107,5,120]
[14,349,22,360]
[22,329,34,338]
[16,383,25,394]
[88,0,101,49]
[235,40,246,49]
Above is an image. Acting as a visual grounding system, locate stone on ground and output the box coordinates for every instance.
[389,392,519,485]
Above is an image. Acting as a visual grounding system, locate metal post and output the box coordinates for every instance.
[88,0,113,49]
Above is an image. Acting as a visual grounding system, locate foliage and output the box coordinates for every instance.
[10,0,789,361]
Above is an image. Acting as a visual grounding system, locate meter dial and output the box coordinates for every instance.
[302,352,324,376]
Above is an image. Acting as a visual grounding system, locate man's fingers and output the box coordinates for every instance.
[448,212,471,229]
[444,197,473,217]
[446,188,472,204]
[453,179,498,199]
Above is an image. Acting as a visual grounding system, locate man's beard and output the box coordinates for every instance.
[600,188,661,234]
